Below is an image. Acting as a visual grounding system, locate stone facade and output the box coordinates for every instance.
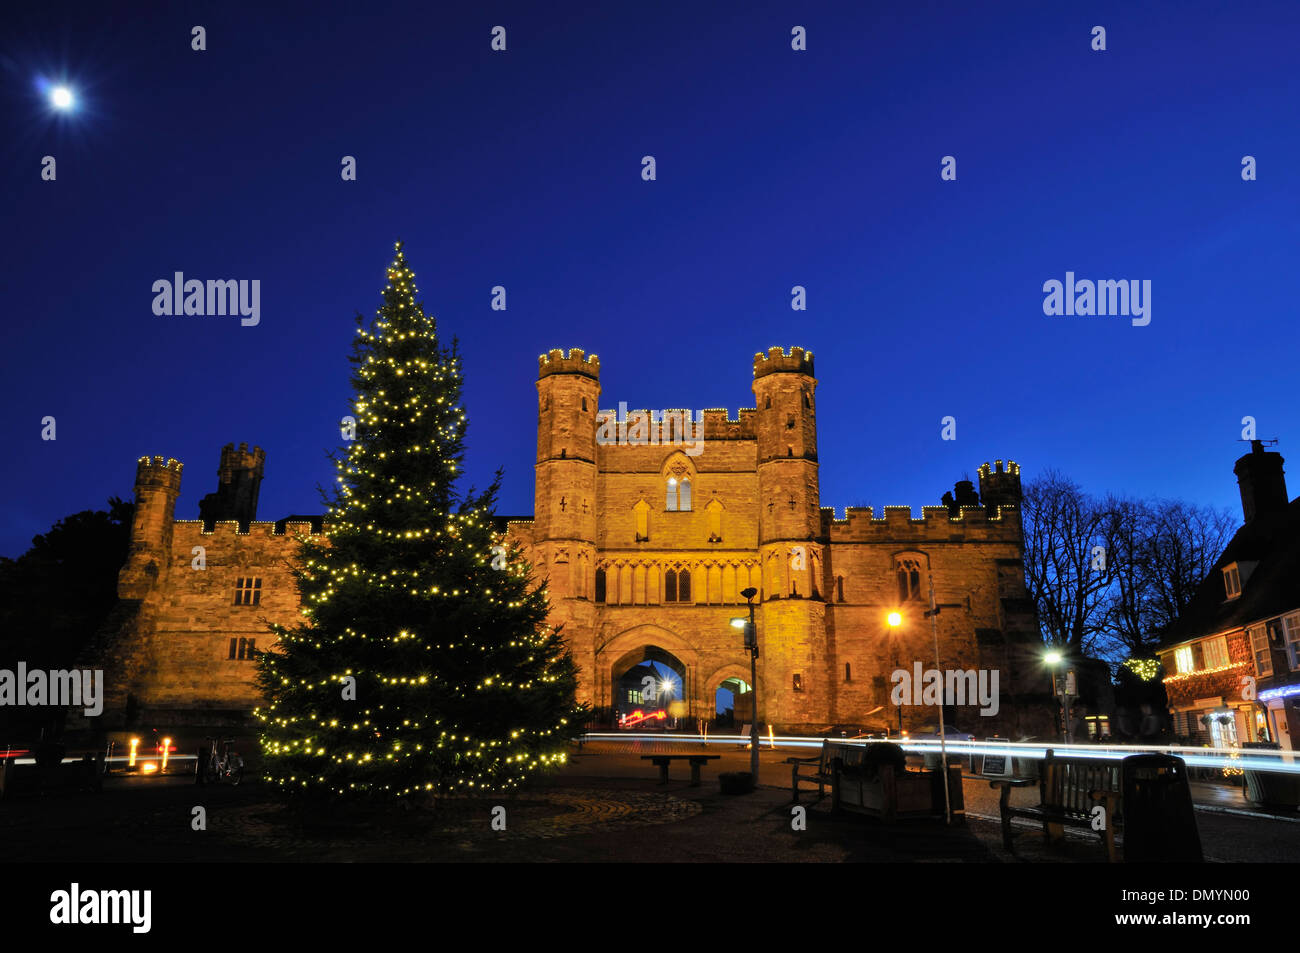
[98,348,1047,735]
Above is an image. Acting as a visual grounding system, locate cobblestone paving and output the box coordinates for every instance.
[5,743,1296,862]
[211,786,702,856]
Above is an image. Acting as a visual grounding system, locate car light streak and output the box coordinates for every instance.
[580,733,1300,773]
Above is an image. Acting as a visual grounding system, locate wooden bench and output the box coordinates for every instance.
[833,742,963,821]
[990,749,1121,861]
[641,754,721,786]
[786,740,852,802]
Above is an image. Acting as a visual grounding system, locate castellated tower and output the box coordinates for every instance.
[534,349,601,704]
[752,347,831,725]
[102,347,1046,736]
[118,456,183,600]
[977,460,1022,512]
[198,442,265,527]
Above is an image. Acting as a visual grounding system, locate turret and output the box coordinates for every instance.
[118,455,183,600]
[977,460,1022,512]
[752,347,829,725]
[535,348,600,598]
[198,442,265,528]
[753,347,820,548]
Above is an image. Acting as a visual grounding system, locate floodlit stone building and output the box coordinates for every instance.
[99,347,1047,735]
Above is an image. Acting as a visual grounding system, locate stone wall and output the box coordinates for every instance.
[104,347,1044,736]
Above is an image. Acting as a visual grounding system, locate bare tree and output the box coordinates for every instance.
[1100,496,1149,658]
[1020,471,1120,657]
[1137,499,1237,638]
[1023,475,1238,662]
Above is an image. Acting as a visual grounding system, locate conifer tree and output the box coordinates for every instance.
[257,242,582,803]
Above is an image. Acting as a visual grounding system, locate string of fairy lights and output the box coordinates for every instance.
[254,242,580,799]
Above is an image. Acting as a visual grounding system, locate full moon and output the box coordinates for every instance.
[50,86,74,110]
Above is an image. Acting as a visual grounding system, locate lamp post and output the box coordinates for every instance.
[732,587,760,782]
[1045,649,1071,743]
[888,595,953,826]
[887,611,904,736]
[924,576,952,826]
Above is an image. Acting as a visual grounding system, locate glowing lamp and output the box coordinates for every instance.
[128,737,140,768]
[1045,651,1063,665]
[887,612,902,627]
[50,86,74,110]
[730,618,746,629]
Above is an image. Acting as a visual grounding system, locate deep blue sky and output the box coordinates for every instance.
[3,0,1297,557]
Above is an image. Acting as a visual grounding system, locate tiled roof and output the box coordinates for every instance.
[1159,496,1300,647]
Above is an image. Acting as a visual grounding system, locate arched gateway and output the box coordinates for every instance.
[595,624,709,723]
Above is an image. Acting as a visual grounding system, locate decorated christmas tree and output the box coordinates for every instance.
[256,242,583,804]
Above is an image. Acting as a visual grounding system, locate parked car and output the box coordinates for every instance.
[906,726,976,767]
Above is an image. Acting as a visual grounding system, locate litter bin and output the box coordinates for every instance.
[1121,754,1203,862]
[1241,741,1300,808]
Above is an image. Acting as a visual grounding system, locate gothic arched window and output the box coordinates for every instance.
[595,568,607,603]
[662,452,696,513]
[664,567,691,602]
[897,557,924,603]
[666,476,692,511]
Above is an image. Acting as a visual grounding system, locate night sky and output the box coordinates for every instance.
[3,0,1297,557]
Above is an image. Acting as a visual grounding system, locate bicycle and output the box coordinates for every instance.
[202,737,244,786]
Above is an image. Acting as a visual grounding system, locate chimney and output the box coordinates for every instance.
[1234,440,1288,523]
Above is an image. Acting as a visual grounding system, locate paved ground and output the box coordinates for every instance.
[3,740,1297,862]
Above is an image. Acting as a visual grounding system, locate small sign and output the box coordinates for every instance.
[981,738,1011,777]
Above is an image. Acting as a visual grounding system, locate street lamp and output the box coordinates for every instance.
[731,587,760,782]
[887,610,904,734]
[659,677,675,701]
[886,578,954,825]
[1045,649,1072,743]
[923,575,953,825]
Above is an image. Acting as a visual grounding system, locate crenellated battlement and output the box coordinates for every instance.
[135,455,184,487]
[753,345,815,379]
[701,408,757,439]
[538,347,600,380]
[977,459,1021,479]
[218,442,265,474]
[820,502,1021,541]
[593,407,759,441]
[109,341,1043,734]
[174,519,325,538]
[977,458,1023,510]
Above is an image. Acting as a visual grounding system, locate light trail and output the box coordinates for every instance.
[581,733,1300,773]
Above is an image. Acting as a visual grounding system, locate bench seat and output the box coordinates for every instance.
[641,754,720,786]
[990,750,1121,861]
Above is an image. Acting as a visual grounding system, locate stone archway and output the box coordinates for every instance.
[596,624,701,722]
[703,662,756,728]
